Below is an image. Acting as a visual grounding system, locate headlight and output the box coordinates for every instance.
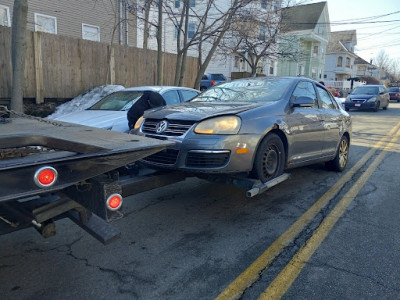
[194,116,241,135]
[366,97,376,102]
[134,116,145,130]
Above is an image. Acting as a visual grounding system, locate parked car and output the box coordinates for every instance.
[200,73,227,91]
[344,85,389,112]
[132,77,352,183]
[53,86,200,133]
[388,87,400,102]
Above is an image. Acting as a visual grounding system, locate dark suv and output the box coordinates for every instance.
[200,73,227,91]
[345,85,389,112]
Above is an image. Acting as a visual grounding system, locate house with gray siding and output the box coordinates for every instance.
[0,0,137,46]
[324,30,358,82]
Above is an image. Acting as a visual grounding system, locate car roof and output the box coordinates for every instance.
[121,86,199,93]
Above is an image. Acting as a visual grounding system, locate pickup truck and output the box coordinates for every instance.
[0,107,174,244]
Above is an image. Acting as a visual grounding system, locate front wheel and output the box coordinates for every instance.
[326,135,349,172]
[252,133,285,183]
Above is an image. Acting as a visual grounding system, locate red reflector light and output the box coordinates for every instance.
[34,166,58,188]
[211,79,216,86]
[106,193,123,211]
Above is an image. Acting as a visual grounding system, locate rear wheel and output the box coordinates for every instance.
[326,135,349,172]
[252,133,285,183]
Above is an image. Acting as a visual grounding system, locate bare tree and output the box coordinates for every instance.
[11,0,28,112]
[217,1,294,77]
[143,0,153,49]
[157,0,163,84]
[374,50,391,71]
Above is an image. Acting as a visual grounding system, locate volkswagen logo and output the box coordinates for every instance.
[156,120,168,133]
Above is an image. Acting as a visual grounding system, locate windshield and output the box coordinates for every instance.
[89,91,144,111]
[388,87,399,92]
[351,86,379,95]
[193,78,292,103]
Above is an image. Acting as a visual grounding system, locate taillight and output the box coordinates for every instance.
[211,79,216,86]
[34,166,58,188]
[106,193,123,211]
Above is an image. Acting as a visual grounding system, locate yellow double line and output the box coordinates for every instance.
[216,121,400,300]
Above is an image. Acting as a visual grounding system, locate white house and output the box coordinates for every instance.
[135,0,281,80]
[324,30,358,83]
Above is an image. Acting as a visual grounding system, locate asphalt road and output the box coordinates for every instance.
[1,102,400,300]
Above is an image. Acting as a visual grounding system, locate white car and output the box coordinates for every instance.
[53,86,200,133]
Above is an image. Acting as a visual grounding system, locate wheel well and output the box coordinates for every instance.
[253,128,288,168]
[269,128,288,166]
[343,131,350,144]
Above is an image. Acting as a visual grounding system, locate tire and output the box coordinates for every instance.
[200,87,207,92]
[373,101,380,112]
[326,135,349,172]
[345,107,350,112]
[252,133,285,183]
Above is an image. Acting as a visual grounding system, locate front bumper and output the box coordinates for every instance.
[345,101,376,110]
[140,133,261,173]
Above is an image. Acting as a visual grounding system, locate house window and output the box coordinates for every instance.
[337,56,343,67]
[312,67,317,78]
[188,23,195,38]
[0,4,11,27]
[261,0,267,9]
[259,26,266,41]
[174,25,179,39]
[313,46,318,55]
[189,0,195,8]
[274,0,279,11]
[298,65,304,76]
[34,13,57,34]
[234,56,240,68]
[346,57,350,68]
[82,24,100,41]
[175,0,180,8]
[269,66,274,75]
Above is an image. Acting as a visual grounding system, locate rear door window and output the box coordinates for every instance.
[317,86,338,109]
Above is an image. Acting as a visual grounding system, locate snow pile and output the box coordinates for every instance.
[47,85,125,119]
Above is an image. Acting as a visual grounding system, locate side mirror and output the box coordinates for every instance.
[292,96,315,107]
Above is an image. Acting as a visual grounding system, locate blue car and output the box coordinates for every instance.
[345,85,389,112]
[200,73,227,91]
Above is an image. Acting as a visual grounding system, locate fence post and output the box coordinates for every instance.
[33,31,44,104]
[109,46,115,85]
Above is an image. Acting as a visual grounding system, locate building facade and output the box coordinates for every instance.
[324,30,358,82]
[135,0,281,80]
[0,0,137,46]
[276,2,330,81]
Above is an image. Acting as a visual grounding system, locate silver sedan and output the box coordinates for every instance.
[132,77,352,182]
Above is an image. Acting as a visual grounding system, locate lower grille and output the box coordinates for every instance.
[186,151,230,168]
[142,149,179,165]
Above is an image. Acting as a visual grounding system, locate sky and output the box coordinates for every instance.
[298,0,400,64]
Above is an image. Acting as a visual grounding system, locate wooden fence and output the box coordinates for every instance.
[0,26,198,103]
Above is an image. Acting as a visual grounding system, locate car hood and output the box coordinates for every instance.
[143,101,266,121]
[52,110,128,132]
